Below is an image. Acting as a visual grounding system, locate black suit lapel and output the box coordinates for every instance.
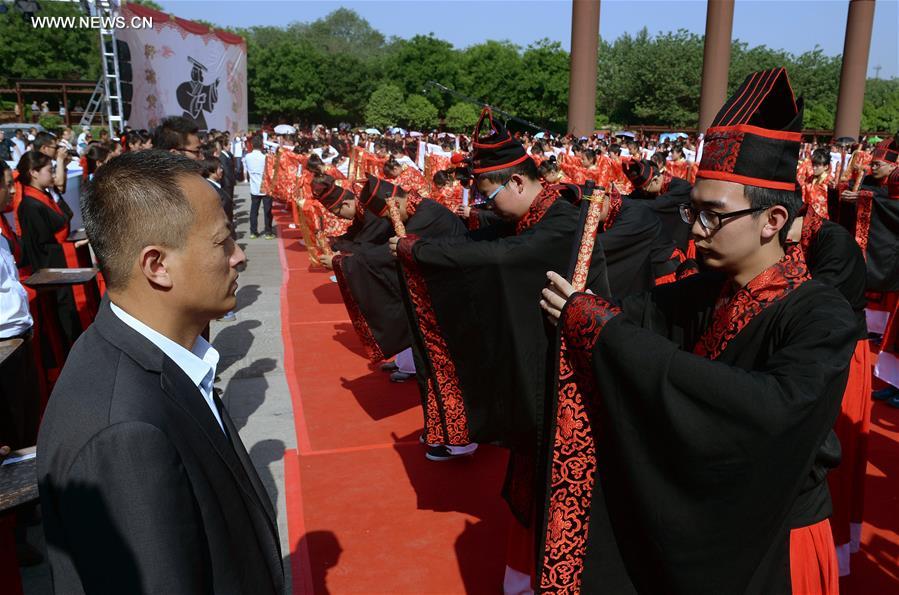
[159,360,265,514]
[215,394,277,528]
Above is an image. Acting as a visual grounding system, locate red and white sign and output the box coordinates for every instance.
[117,3,248,132]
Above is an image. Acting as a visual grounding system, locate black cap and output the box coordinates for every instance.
[470,108,530,175]
[358,174,402,217]
[697,67,803,191]
[624,159,660,189]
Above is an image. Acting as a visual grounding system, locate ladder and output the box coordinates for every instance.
[79,78,105,129]
[96,0,125,136]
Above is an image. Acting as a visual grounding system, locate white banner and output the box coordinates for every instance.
[117,3,248,133]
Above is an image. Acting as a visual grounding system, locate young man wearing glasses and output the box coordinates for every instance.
[540,68,855,594]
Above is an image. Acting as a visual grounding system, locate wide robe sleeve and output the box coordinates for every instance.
[556,278,856,593]
[400,200,611,451]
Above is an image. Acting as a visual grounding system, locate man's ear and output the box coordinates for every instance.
[761,205,790,241]
[138,245,174,289]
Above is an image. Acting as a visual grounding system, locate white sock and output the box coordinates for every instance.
[836,542,851,576]
[503,565,534,595]
[850,522,863,553]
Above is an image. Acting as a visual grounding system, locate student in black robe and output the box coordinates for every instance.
[310,175,392,257]
[326,176,466,362]
[16,151,82,348]
[624,158,694,255]
[556,182,686,293]
[539,68,855,595]
[389,112,611,591]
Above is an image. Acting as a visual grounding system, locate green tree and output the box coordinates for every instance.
[382,35,460,112]
[456,41,524,113]
[515,39,569,128]
[365,83,405,129]
[403,95,438,130]
[248,38,325,120]
[445,102,480,133]
[302,8,386,61]
[862,78,899,132]
[0,3,99,86]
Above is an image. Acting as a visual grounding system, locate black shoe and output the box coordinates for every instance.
[425,443,478,461]
[390,371,414,383]
[888,394,899,409]
[380,361,398,372]
[873,386,899,401]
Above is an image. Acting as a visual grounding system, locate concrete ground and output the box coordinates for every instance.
[21,182,297,593]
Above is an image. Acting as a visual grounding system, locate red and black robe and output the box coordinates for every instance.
[541,246,855,593]
[332,198,466,362]
[16,185,98,346]
[395,187,611,525]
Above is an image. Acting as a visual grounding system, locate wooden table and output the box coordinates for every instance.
[23,267,98,289]
[0,338,23,368]
[67,229,87,243]
[0,446,38,513]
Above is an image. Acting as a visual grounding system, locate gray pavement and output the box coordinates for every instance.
[22,182,297,593]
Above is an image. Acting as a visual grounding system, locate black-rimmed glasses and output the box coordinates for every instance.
[679,203,768,231]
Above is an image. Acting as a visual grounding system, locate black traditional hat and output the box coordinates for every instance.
[358,174,402,217]
[624,159,660,189]
[470,108,530,175]
[555,180,599,205]
[872,136,899,164]
[697,67,804,191]
[314,180,354,211]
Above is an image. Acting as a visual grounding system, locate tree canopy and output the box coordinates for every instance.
[1,6,896,133]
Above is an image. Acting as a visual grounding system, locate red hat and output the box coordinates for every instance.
[697,67,803,191]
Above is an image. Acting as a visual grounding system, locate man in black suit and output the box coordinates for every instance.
[37,150,284,594]
[219,134,236,199]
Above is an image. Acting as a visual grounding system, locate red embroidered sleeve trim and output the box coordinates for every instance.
[540,340,598,594]
[467,208,481,231]
[693,245,810,360]
[331,254,385,363]
[404,191,424,218]
[516,186,560,235]
[602,195,622,231]
[799,206,824,256]
[854,191,873,260]
[397,236,471,445]
[561,293,622,358]
[542,291,620,593]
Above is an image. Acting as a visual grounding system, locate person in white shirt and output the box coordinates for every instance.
[232,132,245,182]
[0,160,40,448]
[244,134,273,239]
[76,126,91,156]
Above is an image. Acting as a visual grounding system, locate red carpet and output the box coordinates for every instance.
[273,203,899,593]
[273,205,512,594]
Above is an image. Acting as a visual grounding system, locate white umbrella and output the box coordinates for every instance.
[365,128,381,135]
[390,127,407,135]
[409,131,423,137]
[274,124,296,135]
[534,132,546,139]
[437,132,456,139]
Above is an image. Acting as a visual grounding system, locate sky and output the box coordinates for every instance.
[156,0,898,79]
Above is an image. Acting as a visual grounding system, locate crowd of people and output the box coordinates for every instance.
[0,65,897,594]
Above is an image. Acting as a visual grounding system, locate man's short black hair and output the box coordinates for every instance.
[33,131,58,152]
[81,150,203,290]
[811,149,830,167]
[475,157,540,185]
[251,135,263,150]
[744,184,803,245]
[152,116,200,151]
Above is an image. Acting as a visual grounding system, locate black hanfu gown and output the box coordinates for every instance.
[332,198,466,361]
[541,246,857,594]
